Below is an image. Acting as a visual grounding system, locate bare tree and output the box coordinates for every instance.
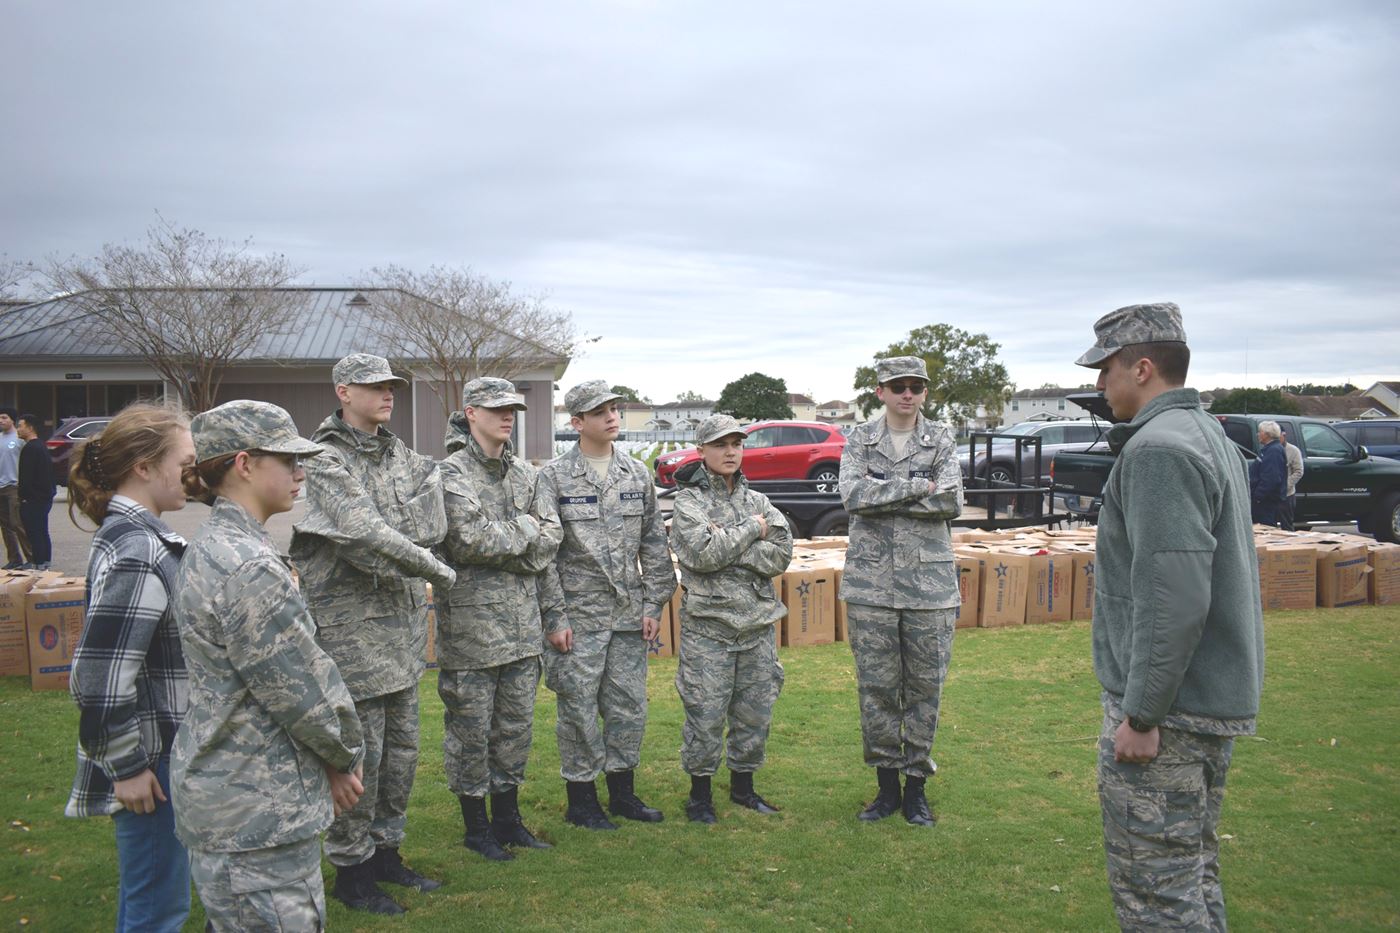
[47,217,305,412]
[363,264,578,420]
[0,254,36,300]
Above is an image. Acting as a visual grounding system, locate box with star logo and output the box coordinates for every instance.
[781,559,835,646]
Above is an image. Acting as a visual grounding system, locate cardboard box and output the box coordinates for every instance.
[26,577,87,691]
[1025,552,1073,625]
[1369,543,1400,606]
[970,547,1031,627]
[1,573,41,677]
[781,561,835,646]
[955,556,980,629]
[645,606,677,659]
[1315,542,1370,608]
[833,565,848,642]
[1255,543,1269,611]
[1262,545,1317,611]
[1063,548,1096,621]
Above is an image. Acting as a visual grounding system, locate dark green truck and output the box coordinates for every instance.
[1049,393,1400,543]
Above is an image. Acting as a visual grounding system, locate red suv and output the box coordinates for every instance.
[654,421,847,489]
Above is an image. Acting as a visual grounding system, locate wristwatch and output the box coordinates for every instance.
[1127,717,1155,733]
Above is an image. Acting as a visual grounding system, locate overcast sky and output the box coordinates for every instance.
[3,1,1397,405]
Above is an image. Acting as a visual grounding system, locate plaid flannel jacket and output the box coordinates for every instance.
[65,496,188,817]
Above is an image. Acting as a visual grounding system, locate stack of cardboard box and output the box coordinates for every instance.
[0,569,83,691]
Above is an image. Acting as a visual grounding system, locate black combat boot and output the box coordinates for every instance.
[858,767,903,822]
[459,794,513,861]
[729,769,780,814]
[606,769,664,822]
[564,779,619,830]
[491,786,552,849]
[685,774,717,824]
[371,846,443,892]
[330,858,406,915]
[902,775,936,827]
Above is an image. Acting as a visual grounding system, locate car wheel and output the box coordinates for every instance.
[1374,493,1400,543]
[984,463,1014,485]
[808,463,840,493]
[810,510,848,537]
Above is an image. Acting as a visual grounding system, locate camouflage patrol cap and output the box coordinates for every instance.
[875,356,930,385]
[332,352,408,388]
[1076,302,1187,368]
[565,380,625,416]
[462,376,528,411]
[696,413,747,445]
[191,400,323,463]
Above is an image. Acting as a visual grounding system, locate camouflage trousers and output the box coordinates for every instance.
[190,836,324,932]
[675,628,784,776]
[845,604,955,778]
[324,684,420,867]
[544,629,648,782]
[1098,707,1234,932]
[439,657,541,798]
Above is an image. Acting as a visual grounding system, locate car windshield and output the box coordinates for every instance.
[997,423,1044,436]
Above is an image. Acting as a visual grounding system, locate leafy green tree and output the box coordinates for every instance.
[1207,387,1301,416]
[715,372,794,421]
[853,324,1013,423]
[609,385,650,404]
[675,389,707,403]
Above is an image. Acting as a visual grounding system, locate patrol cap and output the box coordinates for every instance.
[332,352,408,388]
[695,413,747,445]
[565,380,624,416]
[1075,302,1187,368]
[875,356,929,385]
[191,400,323,463]
[462,376,528,411]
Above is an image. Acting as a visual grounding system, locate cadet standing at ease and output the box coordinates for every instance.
[537,381,677,829]
[436,378,563,861]
[172,401,365,932]
[290,353,456,915]
[670,414,793,823]
[838,356,963,827]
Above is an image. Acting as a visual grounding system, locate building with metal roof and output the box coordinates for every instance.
[0,287,571,461]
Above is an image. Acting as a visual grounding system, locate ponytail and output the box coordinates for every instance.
[68,403,190,528]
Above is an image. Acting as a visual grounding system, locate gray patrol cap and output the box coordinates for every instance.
[332,352,408,387]
[191,400,323,463]
[1076,302,1187,368]
[462,376,528,411]
[695,413,747,445]
[875,356,930,384]
[565,380,624,416]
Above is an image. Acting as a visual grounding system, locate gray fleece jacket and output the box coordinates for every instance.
[1093,388,1265,730]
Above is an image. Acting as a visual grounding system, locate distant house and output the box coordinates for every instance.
[1363,382,1400,417]
[816,398,858,428]
[648,399,714,431]
[1001,386,1093,426]
[787,393,816,421]
[1284,391,1396,422]
[0,287,570,461]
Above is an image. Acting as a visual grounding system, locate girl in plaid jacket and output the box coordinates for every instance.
[64,404,196,933]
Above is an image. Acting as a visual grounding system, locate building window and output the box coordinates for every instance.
[1058,399,1065,410]
[1011,401,1019,411]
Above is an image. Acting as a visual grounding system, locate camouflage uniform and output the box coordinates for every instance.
[839,357,963,780]
[537,382,676,784]
[171,401,363,933]
[1077,304,1264,931]
[669,437,792,778]
[289,353,455,870]
[435,389,562,799]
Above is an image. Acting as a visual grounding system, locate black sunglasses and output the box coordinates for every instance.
[883,381,927,395]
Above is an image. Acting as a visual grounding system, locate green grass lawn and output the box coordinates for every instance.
[3,607,1397,931]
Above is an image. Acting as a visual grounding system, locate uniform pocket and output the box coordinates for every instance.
[558,500,602,523]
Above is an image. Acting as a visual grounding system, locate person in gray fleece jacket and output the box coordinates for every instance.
[1076,303,1265,932]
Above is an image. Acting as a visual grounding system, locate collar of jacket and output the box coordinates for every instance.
[209,495,278,549]
[315,411,397,460]
[1107,387,1202,454]
[566,443,620,481]
[106,494,187,550]
[679,463,749,496]
[864,411,934,460]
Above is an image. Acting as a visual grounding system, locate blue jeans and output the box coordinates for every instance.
[112,756,190,933]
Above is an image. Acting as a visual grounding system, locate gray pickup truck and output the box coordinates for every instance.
[1050,393,1400,542]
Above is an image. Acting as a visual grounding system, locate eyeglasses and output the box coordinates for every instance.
[883,381,927,396]
[252,452,307,471]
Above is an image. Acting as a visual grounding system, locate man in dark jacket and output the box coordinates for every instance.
[15,414,54,570]
[1249,420,1288,527]
[1076,303,1265,931]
